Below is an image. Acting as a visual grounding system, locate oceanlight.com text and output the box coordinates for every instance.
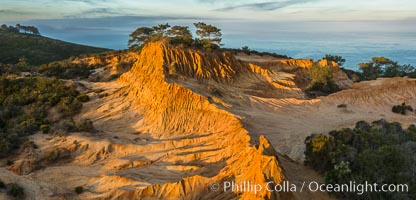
[209,181,409,195]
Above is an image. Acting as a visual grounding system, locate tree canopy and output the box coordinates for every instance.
[16,24,40,35]
[0,24,19,33]
[1,24,40,35]
[128,22,223,52]
[152,23,170,40]
[167,25,193,46]
[323,54,346,67]
[128,27,155,51]
[128,23,195,51]
[193,22,222,51]
[306,64,340,96]
[305,120,416,199]
[359,57,416,80]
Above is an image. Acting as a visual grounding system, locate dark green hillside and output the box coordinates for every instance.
[305,120,416,199]
[0,31,110,65]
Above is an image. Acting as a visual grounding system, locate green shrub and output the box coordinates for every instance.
[75,186,84,194]
[359,57,390,80]
[0,76,82,158]
[306,64,340,96]
[7,183,24,198]
[392,103,413,115]
[324,161,352,184]
[20,141,37,150]
[76,119,96,133]
[39,62,92,79]
[40,125,51,134]
[56,97,82,117]
[56,119,78,133]
[337,104,347,108]
[0,31,109,66]
[241,46,251,55]
[305,120,416,199]
[222,48,290,59]
[45,150,59,162]
[76,94,90,102]
[323,54,346,67]
[359,57,416,80]
[304,134,334,172]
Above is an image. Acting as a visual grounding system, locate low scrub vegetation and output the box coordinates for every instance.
[0,76,84,158]
[392,103,414,115]
[75,186,84,194]
[305,120,416,199]
[40,124,51,134]
[359,57,416,80]
[76,119,96,133]
[76,94,90,102]
[7,183,25,198]
[306,64,340,96]
[320,55,415,83]
[39,61,93,79]
[337,104,347,108]
[323,54,346,67]
[223,46,290,59]
[0,62,35,75]
[0,31,109,66]
[0,179,25,199]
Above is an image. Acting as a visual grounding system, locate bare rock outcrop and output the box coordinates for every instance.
[111,42,288,199]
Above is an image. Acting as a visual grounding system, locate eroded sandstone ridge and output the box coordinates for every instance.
[4,42,413,200]
[92,42,288,199]
[0,42,295,200]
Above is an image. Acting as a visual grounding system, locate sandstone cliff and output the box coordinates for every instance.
[1,42,372,200]
[110,42,288,199]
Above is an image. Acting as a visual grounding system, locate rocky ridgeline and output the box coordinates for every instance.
[116,42,288,199]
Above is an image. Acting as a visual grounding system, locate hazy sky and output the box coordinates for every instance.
[0,0,415,68]
[1,0,416,21]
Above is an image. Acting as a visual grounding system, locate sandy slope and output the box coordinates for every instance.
[234,78,416,161]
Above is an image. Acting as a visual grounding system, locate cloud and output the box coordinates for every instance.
[63,0,111,4]
[0,9,31,16]
[215,0,317,11]
[63,8,123,18]
[0,9,37,21]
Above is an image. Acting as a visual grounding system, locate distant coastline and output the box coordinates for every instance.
[38,29,415,70]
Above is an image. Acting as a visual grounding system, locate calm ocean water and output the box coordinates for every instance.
[26,18,416,70]
[224,31,416,70]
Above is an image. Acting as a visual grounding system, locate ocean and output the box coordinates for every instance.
[25,17,416,70]
[225,30,416,70]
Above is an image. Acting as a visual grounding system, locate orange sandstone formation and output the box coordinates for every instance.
[111,42,288,199]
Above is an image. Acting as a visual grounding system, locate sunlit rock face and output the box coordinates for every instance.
[2,42,363,200]
[104,42,287,199]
